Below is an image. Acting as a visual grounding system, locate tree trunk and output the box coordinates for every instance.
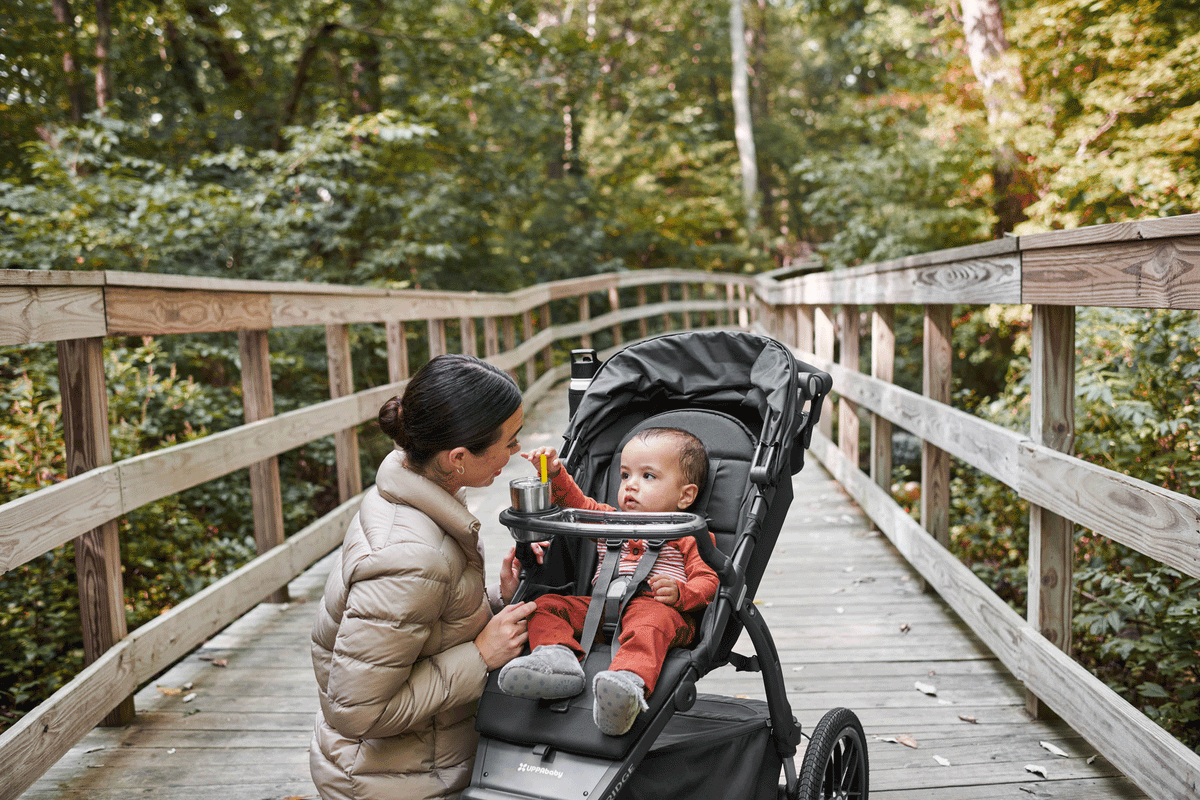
[959,0,1026,236]
[94,0,112,113]
[730,0,758,231]
[53,0,87,121]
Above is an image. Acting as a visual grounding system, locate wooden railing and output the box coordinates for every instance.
[0,268,753,800]
[756,213,1200,800]
[2,213,1200,800]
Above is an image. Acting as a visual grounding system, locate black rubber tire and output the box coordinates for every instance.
[797,707,869,800]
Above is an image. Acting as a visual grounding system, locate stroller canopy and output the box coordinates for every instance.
[561,331,808,478]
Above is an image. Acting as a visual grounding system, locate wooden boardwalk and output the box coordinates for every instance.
[23,386,1146,800]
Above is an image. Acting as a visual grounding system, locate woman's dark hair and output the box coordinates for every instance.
[378,354,521,468]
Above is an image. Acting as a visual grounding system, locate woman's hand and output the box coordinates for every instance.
[499,544,545,604]
[520,447,562,479]
[475,601,537,670]
[649,575,680,606]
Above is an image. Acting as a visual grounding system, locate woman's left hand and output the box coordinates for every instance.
[499,543,545,603]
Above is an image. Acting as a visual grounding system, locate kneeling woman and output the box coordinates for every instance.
[310,354,537,800]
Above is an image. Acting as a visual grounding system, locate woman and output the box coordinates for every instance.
[310,354,538,800]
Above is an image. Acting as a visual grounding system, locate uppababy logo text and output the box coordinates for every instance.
[517,762,564,779]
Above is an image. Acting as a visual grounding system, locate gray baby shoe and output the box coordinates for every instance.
[498,644,586,700]
[592,670,649,736]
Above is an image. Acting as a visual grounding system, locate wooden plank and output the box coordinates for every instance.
[0,286,106,345]
[1027,304,1075,718]
[56,337,133,726]
[0,269,106,287]
[814,306,835,441]
[483,316,499,357]
[0,467,122,572]
[105,287,271,334]
[608,285,622,345]
[922,304,952,546]
[326,324,361,504]
[237,329,287,604]
[765,252,1021,306]
[459,316,477,356]
[1022,235,1200,309]
[1019,443,1200,579]
[0,496,360,800]
[1018,213,1200,250]
[578,294,591,349]
[812,359,1023,489]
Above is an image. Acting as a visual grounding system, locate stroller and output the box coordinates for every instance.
[464,331,868,800]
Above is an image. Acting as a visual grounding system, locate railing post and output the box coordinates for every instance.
[428,318,447,359]
[483,316,499,358]
[1027,304,1076,718]
[637,286,649,338]
[386,320,410,384]
[459,317,477,357]
[540,302,553,372]
[579,295,591,349]
[781,303,798,347]
[738,283,750,329]
[814,306,835,441]
[238,329,288,604]
[681,284,692,329]
[608,285,623,345]
[521,310,536,386]
[839,305,860,467]
[502,316,518,383]
[56,337,135,726]
[797,306,814,354]
[922,305,952,547]
[661,285,672,331]
[326,324,362,504]
[870,306,895,494]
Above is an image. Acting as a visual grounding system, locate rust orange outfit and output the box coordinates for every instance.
[530,470,719,694]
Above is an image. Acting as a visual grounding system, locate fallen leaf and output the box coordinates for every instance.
[899,623,910,634]
[156,686,181,696]
[1025,764,1048,779]
[1087,754,1098,764]
[182,682,193,690]
[212,658,228,668]
[167,748,176,755]
[874,734,918,749]
[958,715,978,724]
[914,681,937,696]
[1040,741,1069,758]
[182,692,197,703]
[1018,788,1036,795]
[933,755,951,767]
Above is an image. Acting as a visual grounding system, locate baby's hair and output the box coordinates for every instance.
[378,354,520,469]
[633,427,708,490]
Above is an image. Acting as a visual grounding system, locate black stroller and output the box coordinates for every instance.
[465,331,868,800]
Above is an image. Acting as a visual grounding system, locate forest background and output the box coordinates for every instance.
[2,0,1199,751]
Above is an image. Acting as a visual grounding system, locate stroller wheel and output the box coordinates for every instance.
[797,707,869,800]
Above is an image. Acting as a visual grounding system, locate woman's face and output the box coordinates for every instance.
[459,406,524,488]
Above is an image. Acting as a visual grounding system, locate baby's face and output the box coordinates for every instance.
[617,436,696,513]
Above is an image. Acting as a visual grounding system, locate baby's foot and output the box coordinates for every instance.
[497,644,585,700]
[592,670,648,736]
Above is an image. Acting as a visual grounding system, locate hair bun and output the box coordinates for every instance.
[378,396,409,448]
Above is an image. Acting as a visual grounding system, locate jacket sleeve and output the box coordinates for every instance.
[673,533,720,612]
[550,470,615,511]
[322,544,489,741]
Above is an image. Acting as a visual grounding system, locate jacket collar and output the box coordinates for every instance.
[375,450,483,561]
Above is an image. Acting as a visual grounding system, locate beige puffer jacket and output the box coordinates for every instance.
[310,451,501,800]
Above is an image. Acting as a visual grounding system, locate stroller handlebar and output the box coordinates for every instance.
[499,506,735,579]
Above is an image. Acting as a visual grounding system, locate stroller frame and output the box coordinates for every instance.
[464,331,867,800]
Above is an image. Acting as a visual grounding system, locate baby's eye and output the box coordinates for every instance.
[620,470,630,480]
[643,472,655,480]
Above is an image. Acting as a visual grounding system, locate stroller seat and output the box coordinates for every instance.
[475,407,757,760]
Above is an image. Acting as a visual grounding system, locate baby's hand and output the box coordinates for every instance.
[521,447,562,479]
[648,575,680,606]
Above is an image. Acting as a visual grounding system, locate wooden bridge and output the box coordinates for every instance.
[3,213,1200,799]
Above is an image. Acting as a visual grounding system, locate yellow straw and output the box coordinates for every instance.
[540,453,548,484]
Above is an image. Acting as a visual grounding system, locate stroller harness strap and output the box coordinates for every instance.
[578,541,625,656]
[579,539,667,660]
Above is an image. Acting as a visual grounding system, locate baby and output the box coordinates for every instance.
[499,427,718,736]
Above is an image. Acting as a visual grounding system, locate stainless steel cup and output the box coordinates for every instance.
[509,477,551,513]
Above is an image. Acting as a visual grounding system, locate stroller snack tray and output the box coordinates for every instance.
[499,507,734,579]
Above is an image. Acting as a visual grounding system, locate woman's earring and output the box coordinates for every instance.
[456,464,465,475]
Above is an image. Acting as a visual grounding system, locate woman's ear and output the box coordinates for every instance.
[676,483,698,510]
[444,446,470,475]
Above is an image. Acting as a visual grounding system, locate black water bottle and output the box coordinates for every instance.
[567,348,600,418]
